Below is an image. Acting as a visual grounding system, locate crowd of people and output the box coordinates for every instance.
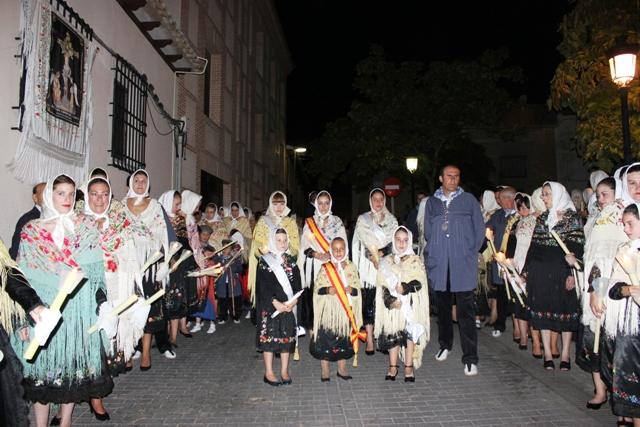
[1,162,640,426]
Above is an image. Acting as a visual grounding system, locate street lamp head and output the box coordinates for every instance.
[294,147,307,154]
[608,41,638,87]
[406,157,418,174]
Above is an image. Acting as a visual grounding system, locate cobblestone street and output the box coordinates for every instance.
[65,319,613,426]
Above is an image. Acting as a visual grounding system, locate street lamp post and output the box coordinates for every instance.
[285,145,307,208]
[406,157,418,206]
[608,42,638,163]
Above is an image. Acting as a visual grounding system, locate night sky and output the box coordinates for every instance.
[275,0,573,144]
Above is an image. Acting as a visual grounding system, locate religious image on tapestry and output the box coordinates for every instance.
[46,13,84,126]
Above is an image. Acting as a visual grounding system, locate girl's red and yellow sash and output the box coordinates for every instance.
[306,217,330,253]
[323,262,367,366]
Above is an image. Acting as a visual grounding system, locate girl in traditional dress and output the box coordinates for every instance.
[352,188,398,354]
[601,203,640,426]
[256,228,302,386]
[249,191,300,303]
[224,201,253,243]
[481,189,500,222]
[375,226,429,382]
[310,237,362,381]
[122,170,176,369]
[0,239,47,427]
[200,202,227,249]
[11,175,113,427]
[504,193,536,353]
[300,191,347,331]
[522,181,584,371]
[158,190,200,342]
[576,177,627,411]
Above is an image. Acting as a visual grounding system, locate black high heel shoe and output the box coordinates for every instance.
[89,405,111,421]
[179,330,193,338]
[385,365,399,381]
[543,360,555,370]
[365,349,375,356]
[140,364,152,371]
[586,399,607,410]
[404,365,415,383]
[337,372,353,381]
[263,376,281,387]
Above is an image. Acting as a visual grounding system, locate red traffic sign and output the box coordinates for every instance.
[383,177,402,197]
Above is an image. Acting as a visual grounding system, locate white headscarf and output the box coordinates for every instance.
[621,162,640,207]
[229,201,246,219]
[80,167,110,200]
[314,190,333,219]
[543,181,576,229]
[614,165,628,181]
[590,170,609,190]
[126,169,149,206]
[515,192,535,214]
[268,227,289,257]
[481,190,500,213]
[244,207,254,221]
[531,187,546,213]
[392,226,415,263]
[329,236,350,286]
[41,174,76,249]
[369,188,391,223]
[221,207,229,218]
[83,176,112,227]
[204,203,222,222]
[266,191,291,221]
[158,190,178,218]
[182,190,202,226]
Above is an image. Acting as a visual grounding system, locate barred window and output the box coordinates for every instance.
[110,56,147,173]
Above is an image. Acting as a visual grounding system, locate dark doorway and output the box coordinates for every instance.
[200,170,224,208]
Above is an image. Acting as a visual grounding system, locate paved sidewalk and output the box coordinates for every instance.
[66,319,613,426]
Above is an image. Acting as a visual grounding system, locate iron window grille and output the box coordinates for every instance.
[109,55,147,172]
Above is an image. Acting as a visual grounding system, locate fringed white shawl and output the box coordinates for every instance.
[374,254,430,369]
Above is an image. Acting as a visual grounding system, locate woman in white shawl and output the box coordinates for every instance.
[577,176,627,410]
[122,169,176,369]
[299,191,347,331]
[351,188,398,356]
[600,204,640,425]
[84,176,150,419]
[522,181,584,371]
[223,201,252,242]
[505,193,537,353]
[353,188,398,354]
[375,226,429,381]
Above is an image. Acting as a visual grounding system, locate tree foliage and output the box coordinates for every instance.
[306,46,522,194]
[550,0,640,170]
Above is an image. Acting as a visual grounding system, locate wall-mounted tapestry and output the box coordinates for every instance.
[11,0,97,184]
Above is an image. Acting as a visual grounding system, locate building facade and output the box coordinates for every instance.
[0,0,291,244]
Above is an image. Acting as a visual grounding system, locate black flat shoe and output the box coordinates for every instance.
[320,377,330,382]
[543,360,555,370]
[559,360,571,371]
[124,365,133,372]
[281,377,292,385]
[89,406,111,421]
[385,365,398,381]
[140,365,152,371]
[180,330,193,338]
[263,376,281,387]
[532,352,543,359]
[404,365,415,383]
[513,337,520,343]
[519,344,528,350]
[586,399,607,410]
[552,353,560,359]
[365,350,375,356]
[50,416,61,426]
[617,421,633,426]
[337,372,352,381]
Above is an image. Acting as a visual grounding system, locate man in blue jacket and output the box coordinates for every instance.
[424,165,485,376]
